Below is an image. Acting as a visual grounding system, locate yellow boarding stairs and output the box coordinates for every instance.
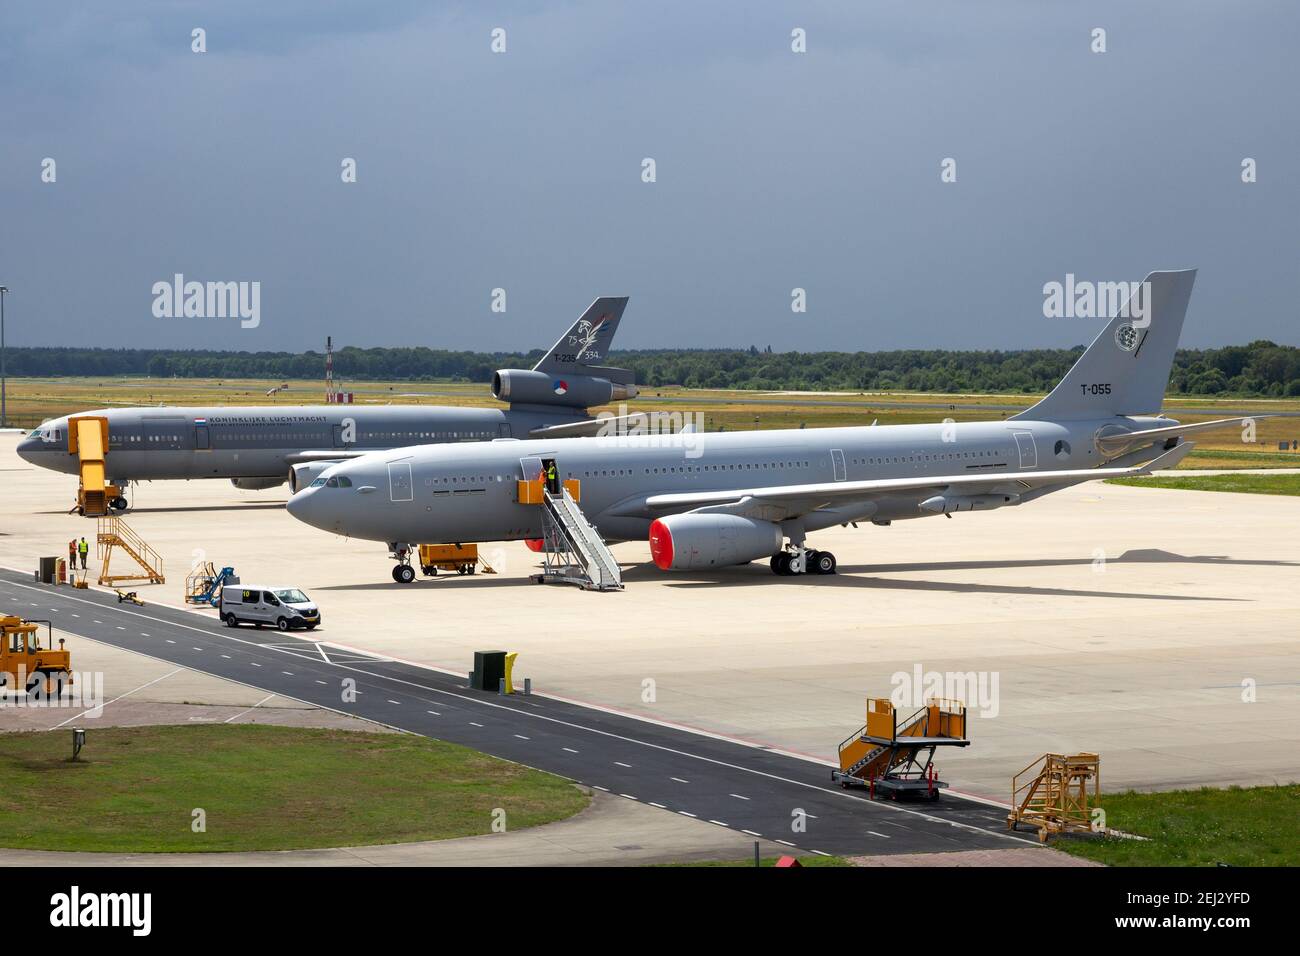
[1007,753,1102,842]
[97,516,165,587]
[832,698,969,800]
[68,416,124,517]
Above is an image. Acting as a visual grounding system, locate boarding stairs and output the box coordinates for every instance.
[96,516,165,587]
[1007,753,1101,842]
[538,487,622,591]
[832,698,969,799]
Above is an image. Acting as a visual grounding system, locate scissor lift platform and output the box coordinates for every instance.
[831,698,970,800]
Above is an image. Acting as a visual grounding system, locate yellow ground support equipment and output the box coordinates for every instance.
[832,698,970,800]
[1007,753,1102,842]
[418,543,491,576]
[67,416,125,517]
[96,516,165,587]
[1,615,72,697]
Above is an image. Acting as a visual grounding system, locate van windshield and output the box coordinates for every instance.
[274,589,309,604]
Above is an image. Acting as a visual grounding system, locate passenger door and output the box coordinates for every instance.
[1012,431,1038,469]
[831,448,847,481]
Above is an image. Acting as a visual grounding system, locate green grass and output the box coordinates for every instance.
[656,855,851,867]
[1056,785,1298,867]
[1106,472,1300,496]
[0,724,588,852]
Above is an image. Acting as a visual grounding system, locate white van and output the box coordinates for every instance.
[219,585,320,631]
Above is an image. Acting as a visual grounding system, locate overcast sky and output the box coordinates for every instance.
[1,1,1296,353]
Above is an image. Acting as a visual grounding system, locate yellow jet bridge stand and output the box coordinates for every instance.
[832,698,970,800]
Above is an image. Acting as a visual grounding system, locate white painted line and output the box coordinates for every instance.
[776,840,796,847]
[387,699,401,705]
[562,747,579,754]
[427,710,440,716]
[670,777,690,784]
[614,761,632,768]
[315,679,326,685]
[165,640,175,644]
[221,655,231,659]
[729,793,750,801]
[469,721,483,727]
[812,850,832,857]
[708,820,729,828]
[140,633,149,637]
[514,734,530,740]
[115,626,125,630]
[192,647,202,652]
[224,694,276,724]
[592,786,610,792]
[868,831,890,839]
[282,671,294,676]
[741,829,762,837]
[51,667,185,729]
[649,802,666,809]
[620,794,637,801]
[249,662,261,667]
[677,811,697,818]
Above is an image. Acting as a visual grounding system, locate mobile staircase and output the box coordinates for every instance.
[518,477,621,591]
[832,697,969,800]
[68,416,125,516]
[96,516,165,587]
[1006,753,1102,842]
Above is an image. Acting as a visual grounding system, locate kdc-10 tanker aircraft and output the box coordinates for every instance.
[16,298,641,507]
[287,271,1261,579]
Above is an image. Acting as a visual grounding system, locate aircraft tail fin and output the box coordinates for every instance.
[533,297,629,376]
[1012,269,1197,422]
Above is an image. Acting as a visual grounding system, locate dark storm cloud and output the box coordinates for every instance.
[0,1,1295,352]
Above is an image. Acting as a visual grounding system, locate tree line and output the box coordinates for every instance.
[5,340,1299,397]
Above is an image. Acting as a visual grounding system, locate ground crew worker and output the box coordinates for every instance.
[78,536,89,570]
[546,462,558,494]
[68,539,77,567]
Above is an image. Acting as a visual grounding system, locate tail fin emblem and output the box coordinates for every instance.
[1114,323,1139,352]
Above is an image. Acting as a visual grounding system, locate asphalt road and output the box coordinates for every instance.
[0,567,1040,858]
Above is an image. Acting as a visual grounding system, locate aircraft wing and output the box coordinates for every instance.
[528,412,651,440]
[636,442,1194,518]
[283,449,373,465]
[1094,415,1277,455]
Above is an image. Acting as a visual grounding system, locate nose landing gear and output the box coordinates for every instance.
[388,542,417,584]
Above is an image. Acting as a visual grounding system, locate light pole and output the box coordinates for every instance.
[0,286,8,429]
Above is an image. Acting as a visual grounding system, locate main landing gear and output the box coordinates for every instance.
[770,547,837,576]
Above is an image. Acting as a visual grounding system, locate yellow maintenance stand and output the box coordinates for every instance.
[1007,753,1102,842]
[832,698,969,800]
[1,615,73,697]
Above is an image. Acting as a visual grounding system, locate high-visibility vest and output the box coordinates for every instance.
[78,540,88,554]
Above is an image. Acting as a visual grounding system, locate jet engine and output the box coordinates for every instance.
[287,461,335,493]
[231,476,287,491]
[492,369,638,409]
[648,514,782,571]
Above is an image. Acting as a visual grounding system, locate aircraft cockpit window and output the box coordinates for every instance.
[337,476,353,488]
[325,477,339,487]
[310,478,327,488]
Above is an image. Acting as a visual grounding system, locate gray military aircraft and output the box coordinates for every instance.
[286,270,1263,580]
[17,297,640,508]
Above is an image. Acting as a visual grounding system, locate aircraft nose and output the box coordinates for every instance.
[286,487,324,529]
[15,437,38,464]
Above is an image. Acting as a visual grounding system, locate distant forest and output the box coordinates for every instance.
[6,340,1300,397]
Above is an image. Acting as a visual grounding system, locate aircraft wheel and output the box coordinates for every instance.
[394,564,416,584]
[110,496,128,511]
[812,551,837,575]
[770,552,791,576]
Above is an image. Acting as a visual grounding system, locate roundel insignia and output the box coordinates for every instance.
[1114,323,1139,352]
[553,380,569,395]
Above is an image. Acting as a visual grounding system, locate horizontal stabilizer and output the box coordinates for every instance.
[528,413,650,440]
[1095,415,1278,455]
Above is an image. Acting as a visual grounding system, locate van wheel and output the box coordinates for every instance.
[276,617,290,632]
[223,613,238,628]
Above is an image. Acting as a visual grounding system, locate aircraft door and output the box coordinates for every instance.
[831,448,846,481]
[1012,431,1038,469]
[332,424,345,447]
[519,456,543,481]
[499,423,512,438]
[194,426,210,450]
[388,461,413,502]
